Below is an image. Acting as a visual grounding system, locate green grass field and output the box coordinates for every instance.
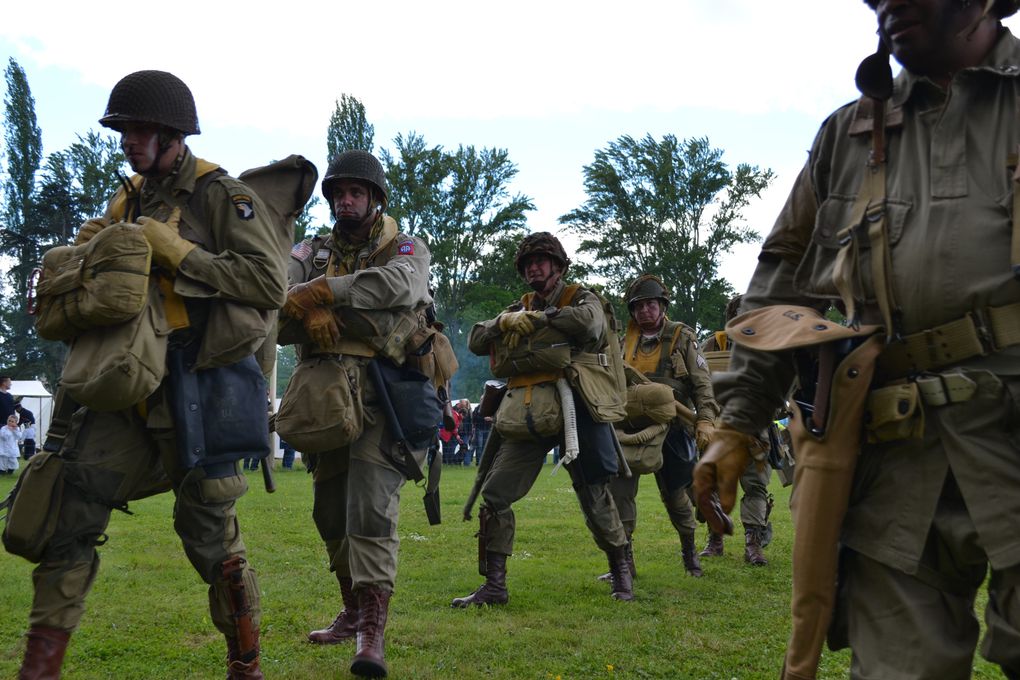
[0,461,1002,679]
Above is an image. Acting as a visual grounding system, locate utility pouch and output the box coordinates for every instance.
[566,351,627,423]
[374,358,444,450]
[616,423,667,474]
[2,451,66,562]
[623,381,676,427]
[490,327,572,379]
[167,348,270,468]
[479,380,507,418]
[495,381,561,441]
[864,382,924,443]
[277,356,364,453]
[61,278,171,411]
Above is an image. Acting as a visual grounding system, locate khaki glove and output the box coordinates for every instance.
[303,305,342,348]
[283,276,335,321]
[137,208,195,272]
[498,310,543,336]
[693,422,768,536]
[695,419,716,452]
[74,218,108,246]
[502,330,523,350]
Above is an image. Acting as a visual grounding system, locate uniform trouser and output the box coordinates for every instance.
[739,460,772,530]
[609,470,697,541]
[479,436,627,556]
[29,403,257,636]
[842,474,1020,680]
[310,406,425,593]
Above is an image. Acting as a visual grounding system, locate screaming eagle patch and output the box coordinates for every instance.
[396,239,415,255]
[232,194,255,220]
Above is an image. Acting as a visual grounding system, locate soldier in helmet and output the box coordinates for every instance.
[452,231,634,606]
[695,2,1020,677]
[13,71,286,678]
[282,150,434,678]
[605,274,718,580]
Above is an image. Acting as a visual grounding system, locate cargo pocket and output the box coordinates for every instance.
[198,472,248,505]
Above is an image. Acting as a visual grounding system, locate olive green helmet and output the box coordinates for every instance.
[321,150,388,216]
[99,70,200,135]
[863,0,1018,17]
[625,274,670,309]
[514,232,570,276]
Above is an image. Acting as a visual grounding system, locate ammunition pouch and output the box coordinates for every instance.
[277,356,364,453]
[489,326,572,379]
[623,381,676,427]
[566,350,627,424]
[35,222,152,342]
[167,346,270,468]
[616,422,667,475]
[495,379,561,441]
[2,450,66,562]
[863,371,978,444]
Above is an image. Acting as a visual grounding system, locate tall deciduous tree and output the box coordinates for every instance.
[326,93,374,160]
[560,134,773,334]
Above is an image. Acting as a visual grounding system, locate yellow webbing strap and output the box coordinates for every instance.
[507,370,563,390]
[156,274,190,330]
[713,331,729,352]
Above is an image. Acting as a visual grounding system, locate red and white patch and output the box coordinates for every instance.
[397,239,415,255]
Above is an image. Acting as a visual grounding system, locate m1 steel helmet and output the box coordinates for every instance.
[625,274,670,309]
[321,150,388,215]
[99,70,200,135]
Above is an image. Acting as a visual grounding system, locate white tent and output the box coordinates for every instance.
[10,380,53,442]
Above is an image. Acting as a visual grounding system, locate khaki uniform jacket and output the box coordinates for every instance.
[715,29,1020,571]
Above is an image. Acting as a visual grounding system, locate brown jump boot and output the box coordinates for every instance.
[350,586,391,678]
[226,630,264,680]
[699,531,724,557]
[606,546,634,601]
[598,540,636,582]
[19,626,70,680]
[451,552,509,607]
[744,527,769,566]
[680,532,703,577]
[308,575,359,644]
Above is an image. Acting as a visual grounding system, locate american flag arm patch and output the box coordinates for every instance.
[291,240,313,261]
[396,239,415,255]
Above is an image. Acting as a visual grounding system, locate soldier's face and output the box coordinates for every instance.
[523,255,560,293]
[332,180,373,224]
[632,299,664,331]
[120,123,180,177]
[875,0,984,75]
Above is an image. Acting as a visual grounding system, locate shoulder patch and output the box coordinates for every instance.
[396,239,415,255]
[291,240,313,261]
[231,194,255,220]
[696,353,708,369]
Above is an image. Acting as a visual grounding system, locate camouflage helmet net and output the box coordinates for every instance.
[625,274,670,308]
[321,150,389,214]
[863,0,1018,17]
[513,232,571,276]
[99,70,200,136]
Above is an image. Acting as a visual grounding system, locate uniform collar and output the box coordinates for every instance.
[533,277,566,309]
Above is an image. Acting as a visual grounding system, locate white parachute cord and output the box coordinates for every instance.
[551,378,579,475]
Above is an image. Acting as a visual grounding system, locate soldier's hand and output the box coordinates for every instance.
[283,276,334,321]
[137,208,195,272]
[502,330,523,350]
[695,419,716,452]
[74,218,108,246]
[498,310,543,336]
[303,305,342,348]
[693,422,768,536]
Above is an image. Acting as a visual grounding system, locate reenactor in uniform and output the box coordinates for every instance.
[283,150,435,678]
[698,295,773,566]
[696,2,1020,677]
[452,232,634,604]
[608,275,718,579]
[14,71,286,679]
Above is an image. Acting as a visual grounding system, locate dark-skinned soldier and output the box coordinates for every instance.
[452,232,634,605]
[695,2,1020,677]
[13,71,285,679]
[602,275,718,580]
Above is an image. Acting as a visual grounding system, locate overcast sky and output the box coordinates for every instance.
[4,2,1016,292]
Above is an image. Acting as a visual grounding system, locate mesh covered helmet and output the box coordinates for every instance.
[625,274,670,309]
[724,294,744,322]
[99,70,199,135]
[863,0,1018,17]
[514,232,570,276]
[321,150,389,213]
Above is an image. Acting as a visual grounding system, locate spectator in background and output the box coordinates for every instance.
[456,399,473,465]
[1,414,22,475]
[14,398,35,427]
[439,404,463,464]
[280,439,296,470]
[0,375,14,425]
[468,402,492,466]
[21,420,36,460]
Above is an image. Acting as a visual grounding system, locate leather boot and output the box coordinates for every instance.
[226,630,263,680]
[680,533,703,577]
[606,546,634,601]
[451,552,509,607]
[350,586,391,678]
[699,531,725,557]
[308,575,359,644]
[19,626,69,680]
[744,527,769,566]
[597,540,636,582]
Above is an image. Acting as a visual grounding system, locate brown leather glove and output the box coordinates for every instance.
[283,276,334,321]
[693,422,768,536]
[302,306,342,349]
[137,208,195,272]
[74,218,108,246]
[695,419,715,452]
